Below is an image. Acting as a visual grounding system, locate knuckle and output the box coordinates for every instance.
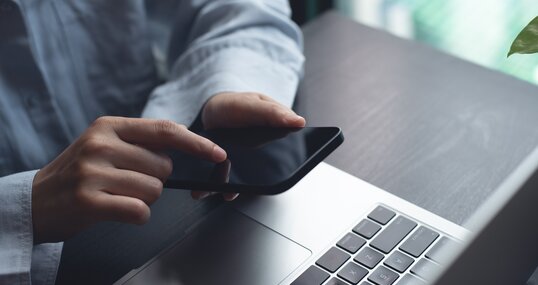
[72,161,95,181]
[175,124,189,136]
[252,92,273,102]
[252,92,265,98]
[269,103,284,117]
[80,137,113,157]
[91,116,114,128]
[270,103,282,112]
[195,139,212,156]
[154,120,180,138]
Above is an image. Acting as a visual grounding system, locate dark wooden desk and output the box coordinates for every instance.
[295,11,538,225]
[57,11,538,284]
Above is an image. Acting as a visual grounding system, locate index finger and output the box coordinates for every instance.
[95,117,227,162]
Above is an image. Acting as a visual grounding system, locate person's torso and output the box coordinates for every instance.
[0,0,159,175]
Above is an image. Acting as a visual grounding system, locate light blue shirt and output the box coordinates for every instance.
[0,0,303,284]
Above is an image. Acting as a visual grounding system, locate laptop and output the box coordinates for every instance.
[114,144,538,284]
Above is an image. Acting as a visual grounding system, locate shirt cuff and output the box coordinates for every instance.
[141,46,301,125]
[31,242,63,285]
[0,170,62,285]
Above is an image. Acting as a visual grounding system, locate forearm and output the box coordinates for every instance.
[142,0,304,124]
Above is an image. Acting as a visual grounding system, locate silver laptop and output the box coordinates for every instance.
[114,145,538,284]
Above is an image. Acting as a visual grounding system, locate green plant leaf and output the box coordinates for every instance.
[508,16,538,57]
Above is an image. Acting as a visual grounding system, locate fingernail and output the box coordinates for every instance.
[212,145,227,161]
[286,114,305,126]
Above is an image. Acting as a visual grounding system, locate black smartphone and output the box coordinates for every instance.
[164,127,343,194]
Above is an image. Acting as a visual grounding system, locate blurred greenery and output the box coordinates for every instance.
[335,0,538,85]
[290,0,333,25]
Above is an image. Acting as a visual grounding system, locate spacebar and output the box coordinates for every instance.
[370,216,417,253]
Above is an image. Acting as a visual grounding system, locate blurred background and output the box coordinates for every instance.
[291,0,538,85]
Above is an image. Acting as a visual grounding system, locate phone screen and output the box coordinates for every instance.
[164,127,343,194]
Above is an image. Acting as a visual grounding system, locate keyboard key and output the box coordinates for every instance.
[360,282,374,285]
[337,262,368,284]
[368,265,399,285]
[384,251,414,273]
[425,237,460,264]
[337,233,366,253]
[291,266,329,285]
[399,226,439,257]
[370,216,417,254]
[316,247,350,273]
[395,274,425,285]
[353,219,381,239]
[354,246,384,269]
[325,277,349,285]
[410,258,440,281]
[368,206,396,225]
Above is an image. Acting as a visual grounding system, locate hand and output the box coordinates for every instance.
[31,116,227,244]
[202,92,306,129]
[190,92,306,200]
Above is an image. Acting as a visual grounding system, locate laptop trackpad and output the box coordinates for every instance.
[121,206,311,285]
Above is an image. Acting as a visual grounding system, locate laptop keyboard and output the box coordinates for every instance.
[291,205,458,285]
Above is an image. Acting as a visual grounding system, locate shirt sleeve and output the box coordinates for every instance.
[141,0,304,125]
[0,170,62,285]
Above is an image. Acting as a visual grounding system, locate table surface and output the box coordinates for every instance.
[295,11,538,225]
[56,11,538,284]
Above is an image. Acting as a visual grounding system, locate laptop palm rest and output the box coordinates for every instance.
[120,206,311,285]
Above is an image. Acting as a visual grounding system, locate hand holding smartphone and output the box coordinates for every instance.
[164,127,344,194]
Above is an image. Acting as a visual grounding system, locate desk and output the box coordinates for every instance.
[295,12,538,225]
[57,11,538,284]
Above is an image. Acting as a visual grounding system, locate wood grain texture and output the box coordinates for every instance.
[295,12,538,225]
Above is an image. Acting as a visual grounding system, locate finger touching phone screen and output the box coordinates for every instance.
[164,127,343,194]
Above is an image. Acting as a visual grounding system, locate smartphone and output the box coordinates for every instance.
[164,127,344,194]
